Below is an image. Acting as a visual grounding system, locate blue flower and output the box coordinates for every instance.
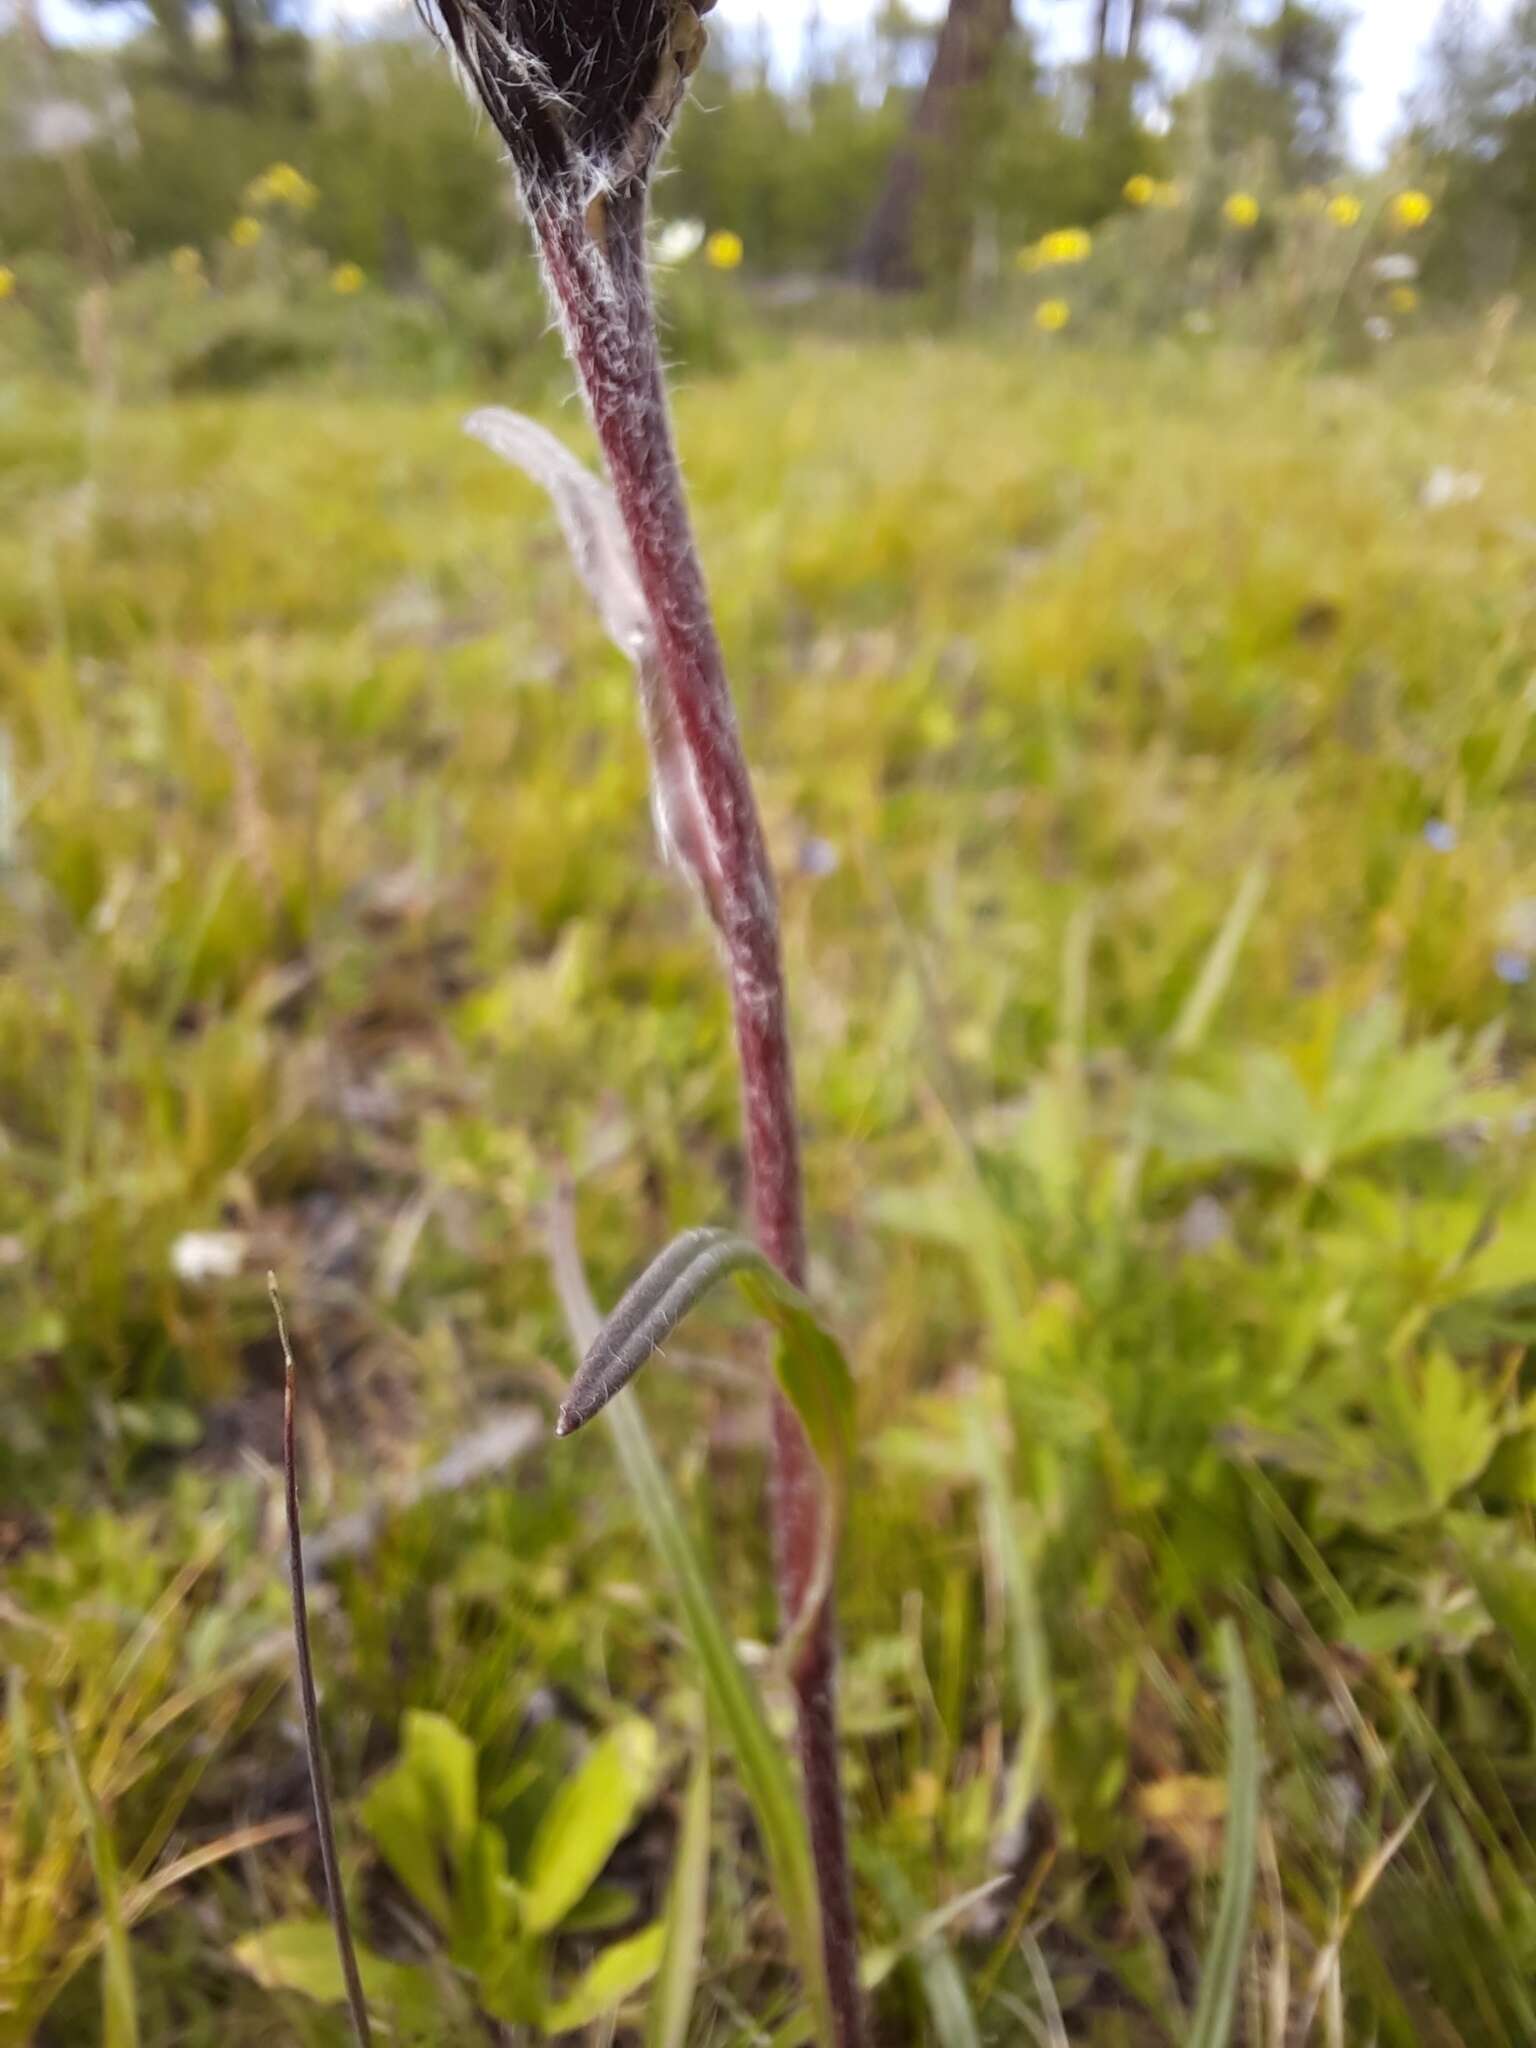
[1495,949,1531,987]
[1423,819,1457,853]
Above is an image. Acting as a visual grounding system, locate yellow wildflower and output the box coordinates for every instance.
[229,216,263,249]
[1035,298,1071,334]
[705,229,744,271]
[1390,284,1420,314]
[245,161,319,212]
[1327,194,1362,228]
[170,245,202,277]
[1392,189,1434,230]
[1223,192,1260,230]
[1038,227,1092,266]
[0,266,15,302]
[1124,173,1156,208]
[330,261,365,295]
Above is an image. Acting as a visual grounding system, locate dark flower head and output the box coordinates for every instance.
[433,0,713,200]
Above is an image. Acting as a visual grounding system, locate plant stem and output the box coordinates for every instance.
[271,1276,373,2048]
[533,184,863,2048]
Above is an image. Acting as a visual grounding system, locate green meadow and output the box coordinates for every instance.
[6,333,1536,2043]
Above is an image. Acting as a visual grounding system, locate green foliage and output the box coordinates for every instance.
[235,1707,664,2034]
[1186,1625,1260,2048]
[6,337,1536,2040]
[645,1736,711,2048]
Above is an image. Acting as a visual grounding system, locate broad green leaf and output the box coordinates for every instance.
[1187,1623,1260,2048]
[360,1710,479,1930]
[58,1717,139,2048]
[647,1738,713,2048]
[563,1881,641,1933]
[545,1923,666,2033]
[231,1919,437,2027]
[521,1718,657,1934]
[1396,1350,1499,1512]
[451,1818,516,1971]
[1150,1002,1512,1184]
[1449,1513,1536,1689]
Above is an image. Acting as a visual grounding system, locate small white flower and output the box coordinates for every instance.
[171,1230,247,1284]
[1420,466,1484,510]
[654,217,705,266]
[1364,316,1394,344]
[1177,1195,1231,1255]
[1372,253,1419,283]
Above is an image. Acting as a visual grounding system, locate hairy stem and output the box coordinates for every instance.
[533,183,862,2048]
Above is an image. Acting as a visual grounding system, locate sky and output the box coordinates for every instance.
[713,0,1512,162]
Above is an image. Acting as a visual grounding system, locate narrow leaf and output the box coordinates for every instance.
[546,1201,838,2048]
[1170,859,1269,1055]
[646,1736,713,2048]
[1187,1622,1261,2048]
[556,1228,748,1437]
[464,408,720,911]
[602,1399,837,2046]
[463,408,649,660]
[867,1854,982,2048]
[57,1716,139,2048]
[964,1414,1052,1849]
[558,1229,856,1497]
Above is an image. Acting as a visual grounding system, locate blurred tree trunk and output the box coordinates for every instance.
[1093,0,1151,121]
[146,0,196,81]
[853,0,1015,290]
[1091,0,1115,113]
[216,0,255,99]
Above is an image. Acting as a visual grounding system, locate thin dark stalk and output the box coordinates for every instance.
[271,1273,374,2048]
[533,183,862,2048]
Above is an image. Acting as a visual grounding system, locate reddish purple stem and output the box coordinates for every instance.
[536,186,862,2048]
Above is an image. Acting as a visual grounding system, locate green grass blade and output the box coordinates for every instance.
[547,1197,835,2048]
[1170,859,1269,1056]
[965,1417,1052,1846]
[867,1854,982,2048]
[1187,1622,1261,2048]
[604,1397,837,2048]
[57,1715,140,2048]
[646,1732,713,2048]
